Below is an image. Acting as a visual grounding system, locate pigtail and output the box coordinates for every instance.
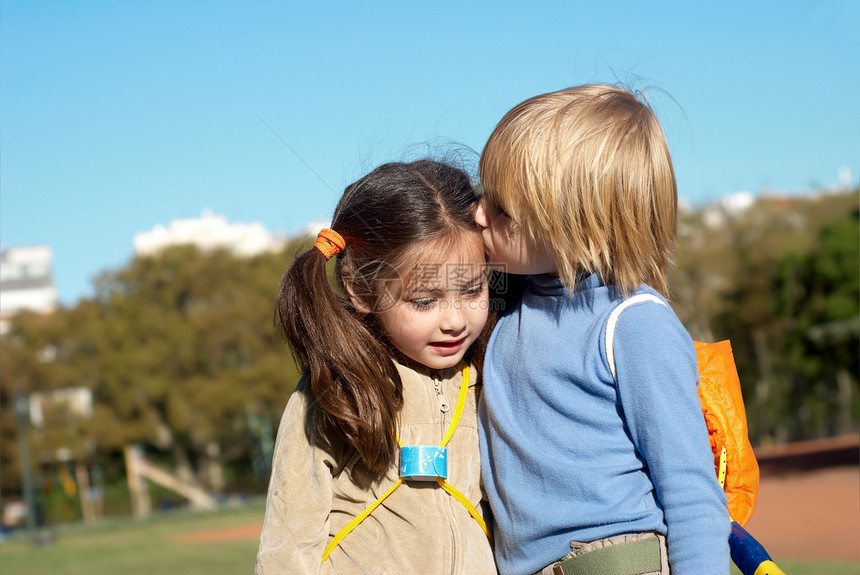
[277,246,403,472]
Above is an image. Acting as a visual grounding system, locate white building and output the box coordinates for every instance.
[0,245,59,334]
[133,209,286,257]
[701,192,757,229]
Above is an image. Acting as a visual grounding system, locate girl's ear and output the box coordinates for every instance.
[342,266,373,314]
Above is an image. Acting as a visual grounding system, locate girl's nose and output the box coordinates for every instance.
[439,300,467,333]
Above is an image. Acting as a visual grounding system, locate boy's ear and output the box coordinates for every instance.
[342,266,373,314]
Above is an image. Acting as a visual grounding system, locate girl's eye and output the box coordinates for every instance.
[464,283,485,298]
[410,298,435,310]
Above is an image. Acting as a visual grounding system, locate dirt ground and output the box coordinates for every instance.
[742,436,859,562]
[174,436,860,563]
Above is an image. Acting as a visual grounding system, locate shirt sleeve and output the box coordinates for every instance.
[612,300,731,575]
[255,376,347,575]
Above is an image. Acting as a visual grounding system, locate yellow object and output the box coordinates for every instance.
[321,364,490,564]
[754,560,787,575]
[717,446,727,489]
[320,477,405,563]
[437,477,491,537]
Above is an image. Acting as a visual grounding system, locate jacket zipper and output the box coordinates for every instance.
[433,374,450,440]
[433,372,457,574]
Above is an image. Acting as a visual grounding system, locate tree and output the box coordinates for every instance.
[672,189,859,445]
[772,205,859,438]
[1,240,309,508]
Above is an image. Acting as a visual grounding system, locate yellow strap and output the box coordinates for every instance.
[322,364,484,564]
[437,477,493,542]
[394,364,470,449]
[321,478,404,563]
[441,364,470,447]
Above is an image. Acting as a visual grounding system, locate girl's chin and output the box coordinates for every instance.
[395,351,464,374]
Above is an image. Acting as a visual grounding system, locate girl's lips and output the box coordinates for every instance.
[429,337,467,355]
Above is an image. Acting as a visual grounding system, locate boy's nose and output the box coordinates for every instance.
[473,197,489,228]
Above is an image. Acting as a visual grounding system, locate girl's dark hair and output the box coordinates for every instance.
[278,159,487,472]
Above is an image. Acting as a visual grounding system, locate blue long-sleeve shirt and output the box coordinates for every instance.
[478,273,730,575]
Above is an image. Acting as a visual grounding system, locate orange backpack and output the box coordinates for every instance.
[606,295,760,525]
[695,340,759,525]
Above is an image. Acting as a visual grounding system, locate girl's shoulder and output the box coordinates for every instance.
[280,372,355,463]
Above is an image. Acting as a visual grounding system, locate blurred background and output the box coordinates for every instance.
[1,1,857,573]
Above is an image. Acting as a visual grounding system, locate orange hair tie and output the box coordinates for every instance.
[314,228,346,260]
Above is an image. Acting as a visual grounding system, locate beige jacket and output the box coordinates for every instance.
[255,362,497,575]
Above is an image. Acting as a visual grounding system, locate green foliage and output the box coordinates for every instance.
[0,240,309,506]
[672,189,859,445]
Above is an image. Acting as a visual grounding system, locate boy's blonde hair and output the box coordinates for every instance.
[479,84,677,297]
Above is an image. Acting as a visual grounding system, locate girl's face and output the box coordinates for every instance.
[370,233,489,372]
[473,196,556,275]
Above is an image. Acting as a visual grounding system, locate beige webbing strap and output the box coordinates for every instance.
[552,537,661,575]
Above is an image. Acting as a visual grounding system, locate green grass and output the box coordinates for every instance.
[2,503,856,575]
[0,502,266,575]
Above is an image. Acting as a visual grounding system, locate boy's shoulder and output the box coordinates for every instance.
[606,286,674,321]
[605,290,694,360]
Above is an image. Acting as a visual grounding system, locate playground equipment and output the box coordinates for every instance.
[124,444,217,518]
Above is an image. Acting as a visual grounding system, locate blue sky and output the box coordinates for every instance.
[2,1,858,305]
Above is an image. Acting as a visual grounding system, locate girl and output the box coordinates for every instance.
[255,160,498,574]
[474,85,730,575]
